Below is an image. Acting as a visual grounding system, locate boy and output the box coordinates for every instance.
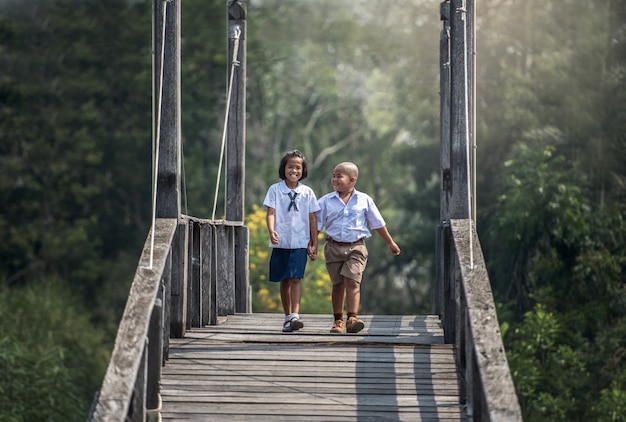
[316,162,400,334]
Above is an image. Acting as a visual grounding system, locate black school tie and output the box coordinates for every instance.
[288,192,298,212]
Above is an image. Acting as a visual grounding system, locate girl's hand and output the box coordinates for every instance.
[270,230,279,245]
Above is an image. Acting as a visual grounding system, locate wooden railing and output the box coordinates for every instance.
[434,219,522,421]
[88,216,249,422]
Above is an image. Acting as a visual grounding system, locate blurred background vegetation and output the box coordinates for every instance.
[1,0,624,420]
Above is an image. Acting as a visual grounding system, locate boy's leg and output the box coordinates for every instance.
[331,281,345,316]
[345,277,365,333]
[329,281,346,333]
[344,277,360,314]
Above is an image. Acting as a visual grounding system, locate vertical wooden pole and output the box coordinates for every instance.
[170,220,188,338]
[226,0,246,222]
[449,0,470,219]
[235,226,250,313]
[467,0,476,223]
[154,0,181,219]
[435,0,451,316]
[146,295,163,412]
[440,1,452,223]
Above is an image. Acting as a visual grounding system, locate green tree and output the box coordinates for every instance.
[0,0,153,322]
[491,142,626,420]
[0,282,109,422]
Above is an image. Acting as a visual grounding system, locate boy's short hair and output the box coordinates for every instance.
[336,162,359,179]
[279,150,308,180]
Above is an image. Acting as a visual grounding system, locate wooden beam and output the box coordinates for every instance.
[90,218,177,421]
[450,219,522,421]
[449,0,470,219]
[154,0,181,219]
[226,0,246,222]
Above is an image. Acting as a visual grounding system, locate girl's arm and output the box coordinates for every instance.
[266,207,279,245]
[308,212,318,260]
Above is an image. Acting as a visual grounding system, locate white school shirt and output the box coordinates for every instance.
[263,180,320,249]
[316,189,386,243]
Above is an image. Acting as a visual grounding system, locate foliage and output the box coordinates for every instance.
[1,0,626,419]
[247,205,331,314]
[477,1,626,417]
[0,0,152,323]
[0,282,109,422]
[242,0,441,315]
[491,142,626,420]
[506,304,590,421]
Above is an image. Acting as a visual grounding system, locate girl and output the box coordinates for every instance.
[263,150,320,332]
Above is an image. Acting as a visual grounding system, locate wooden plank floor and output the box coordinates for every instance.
[160,313,467,421]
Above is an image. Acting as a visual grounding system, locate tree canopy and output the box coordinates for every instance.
[1,0,625,419]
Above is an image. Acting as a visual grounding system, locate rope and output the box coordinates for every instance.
[149,0,171,269]
[211,26,241,220]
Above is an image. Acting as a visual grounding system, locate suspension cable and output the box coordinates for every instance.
[149,0,171,269]
[211,26,241,221]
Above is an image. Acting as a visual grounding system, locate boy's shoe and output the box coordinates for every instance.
[290,317,304,331]
[346,317,365,334]
[282,320,293,332]
[330,319,345,333]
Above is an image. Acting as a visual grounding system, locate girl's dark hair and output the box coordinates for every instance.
[278,150,308,180]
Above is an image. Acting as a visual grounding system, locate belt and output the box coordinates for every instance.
[326,237,364,246]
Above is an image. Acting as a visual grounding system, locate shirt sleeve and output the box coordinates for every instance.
[365,196,386,230]
[263,185,276,210]
[315,195,327,231]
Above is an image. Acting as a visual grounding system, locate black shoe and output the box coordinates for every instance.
[290,317,304,331]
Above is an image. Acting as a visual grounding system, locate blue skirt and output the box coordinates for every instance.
[269,248,308,282]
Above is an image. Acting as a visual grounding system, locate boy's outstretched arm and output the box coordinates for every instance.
[307,212,318,260]
[375,226,401,256]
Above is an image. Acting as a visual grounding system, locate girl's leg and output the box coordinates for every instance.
[289,278,301,314]
[280,279,291,315]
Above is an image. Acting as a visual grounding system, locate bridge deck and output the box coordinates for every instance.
[160,313,467,421]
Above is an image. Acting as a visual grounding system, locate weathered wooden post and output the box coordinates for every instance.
[449,0,470,220]
[467,0,476,222]
[226,0,246,223]
[226,0,251,313]
[153,0,186,337]
[154,0,181,220]
[435,0,451,318]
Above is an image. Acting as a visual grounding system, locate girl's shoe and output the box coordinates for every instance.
[290,317,304,331]
[283,317,303,332]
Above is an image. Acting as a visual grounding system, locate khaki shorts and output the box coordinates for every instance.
[324,240,368,284]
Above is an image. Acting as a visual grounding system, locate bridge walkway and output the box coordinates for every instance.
[160,313,467,421]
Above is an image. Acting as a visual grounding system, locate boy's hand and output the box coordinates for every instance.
[307,243,317,260]
[270,230,279,245]
[388,241,401,256]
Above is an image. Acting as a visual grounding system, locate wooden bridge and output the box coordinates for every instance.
[89,1,522,421]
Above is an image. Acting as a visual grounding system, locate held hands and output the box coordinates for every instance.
[307,242,317,260]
